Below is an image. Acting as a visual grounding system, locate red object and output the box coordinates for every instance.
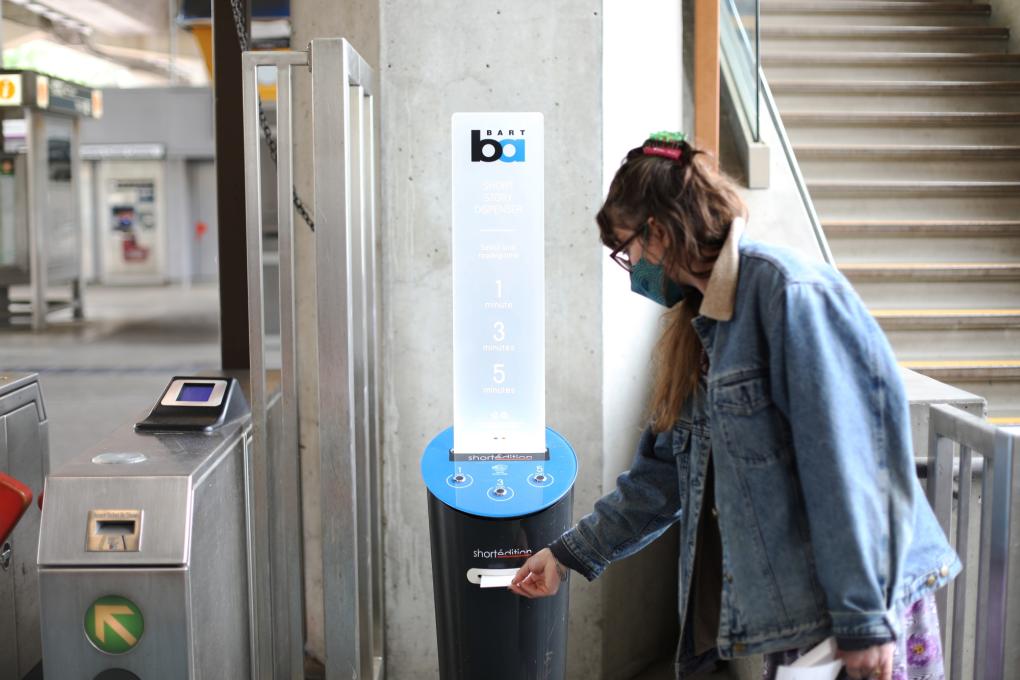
[37,489,43,510]
[0,472,32,544]
[195,221,208,238]
[122,234,150,262]
[643,144,683,161]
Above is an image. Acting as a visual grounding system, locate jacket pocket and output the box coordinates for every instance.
[712,373,791,466]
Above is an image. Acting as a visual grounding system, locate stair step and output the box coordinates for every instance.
[758,3,992,26]
[798,147,1020,180]
[988,415,1020,426]
[900,360,1020,381]
[784,111,1020,126]
[762,25,1008,39]
[841,262,1020,281]
[763,51,1020,80]
[762,1,990,14]
[785,111,1020,144]
[799,145,1020,160]
[773,80,1020,112]
[761,25,1010,52]
[808,180,1020,196]
[764,52,1020,67]
[773,80,1020,95]
[824,219,1020,236]
[874,308,1020,329]
[828,234,1020,263]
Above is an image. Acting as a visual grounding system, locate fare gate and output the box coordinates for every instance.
[242,38,384,679]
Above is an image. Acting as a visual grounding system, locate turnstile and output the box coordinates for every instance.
[37,374,267,679]
[0,373,47,679]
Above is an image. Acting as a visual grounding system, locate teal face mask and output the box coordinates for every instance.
[629,257,686,307]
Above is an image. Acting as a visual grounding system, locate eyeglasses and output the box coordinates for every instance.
[609,222,649,272]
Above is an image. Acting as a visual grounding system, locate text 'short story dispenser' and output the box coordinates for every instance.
[421,113,577,680]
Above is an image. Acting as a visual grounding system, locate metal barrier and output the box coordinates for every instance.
[242,38,383,679]
[925,404,1018,680]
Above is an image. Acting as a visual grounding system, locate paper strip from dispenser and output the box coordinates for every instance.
[479,573,516,589]
[776,637,843,680]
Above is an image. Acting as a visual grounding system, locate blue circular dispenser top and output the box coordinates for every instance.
[421,427,577,519]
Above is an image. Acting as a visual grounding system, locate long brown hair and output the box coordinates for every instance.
[597,139,745,432]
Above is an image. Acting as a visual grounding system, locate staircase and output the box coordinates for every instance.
[757,0,1020,425]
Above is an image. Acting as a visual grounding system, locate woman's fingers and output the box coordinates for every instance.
[508,548,561,598]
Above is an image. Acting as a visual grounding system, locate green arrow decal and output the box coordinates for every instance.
[84,595,144,654]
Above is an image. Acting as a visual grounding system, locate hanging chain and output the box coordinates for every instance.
[228,0,315,231]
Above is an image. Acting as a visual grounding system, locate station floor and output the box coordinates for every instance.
[2,284,221,470]
[3,282,739,679]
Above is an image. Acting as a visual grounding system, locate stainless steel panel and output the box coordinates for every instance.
[39,567,190,679]
[39,419,246,566]
[312,37,363,679]
[39,476,189,567]
[191,434,251,679]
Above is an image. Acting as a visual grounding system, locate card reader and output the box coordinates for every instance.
[135,376,249,433]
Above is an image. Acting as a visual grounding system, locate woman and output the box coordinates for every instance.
[509,132,960,680]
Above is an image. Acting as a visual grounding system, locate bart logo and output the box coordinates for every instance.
[471,129,526,163]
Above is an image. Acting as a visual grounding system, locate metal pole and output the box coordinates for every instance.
[272,57,306,680]
[312,37,361,679]
[70,116,84,319]
[25,108,47,331]
[241,51,271,680]
[979,431,1014,679]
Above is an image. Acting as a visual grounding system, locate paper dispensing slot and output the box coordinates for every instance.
[86,509,142,552]
[466,567,518,588]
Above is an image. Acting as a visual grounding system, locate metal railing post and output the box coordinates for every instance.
[242,38,381,680]
[927,404,1018,680]
[242,48,311,680]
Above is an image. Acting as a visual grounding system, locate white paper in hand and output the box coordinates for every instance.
[775,637,843,680]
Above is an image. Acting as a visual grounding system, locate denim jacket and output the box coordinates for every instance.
[553,220,962,670]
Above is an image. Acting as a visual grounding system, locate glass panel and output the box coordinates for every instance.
[720,0,760,142]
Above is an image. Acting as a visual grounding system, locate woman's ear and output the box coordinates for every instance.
[648,217,671,250]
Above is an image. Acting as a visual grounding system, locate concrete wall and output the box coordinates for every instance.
[987,0,1020,52]
[378,2,604,677]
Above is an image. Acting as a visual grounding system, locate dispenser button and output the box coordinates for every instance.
[446,468,473,489]
[487,480,515,502]
[527,466,554,488]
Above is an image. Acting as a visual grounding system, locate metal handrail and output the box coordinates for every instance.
[927,403,1018,680]
[758,72,834,265]
[719,0,835,265]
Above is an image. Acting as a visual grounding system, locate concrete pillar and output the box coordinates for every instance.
[379,2,604,677]
[291,0,380,663]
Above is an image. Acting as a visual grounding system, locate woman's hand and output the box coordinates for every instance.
[836,642,894,680]
[508,548,566,598]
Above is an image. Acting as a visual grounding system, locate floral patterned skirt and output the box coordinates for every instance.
[760,592,945,680]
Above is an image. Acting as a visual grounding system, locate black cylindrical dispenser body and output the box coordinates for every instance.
[421,426,577,680]
[427,490,572,680]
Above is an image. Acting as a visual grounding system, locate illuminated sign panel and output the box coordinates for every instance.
[452,112,545,454]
